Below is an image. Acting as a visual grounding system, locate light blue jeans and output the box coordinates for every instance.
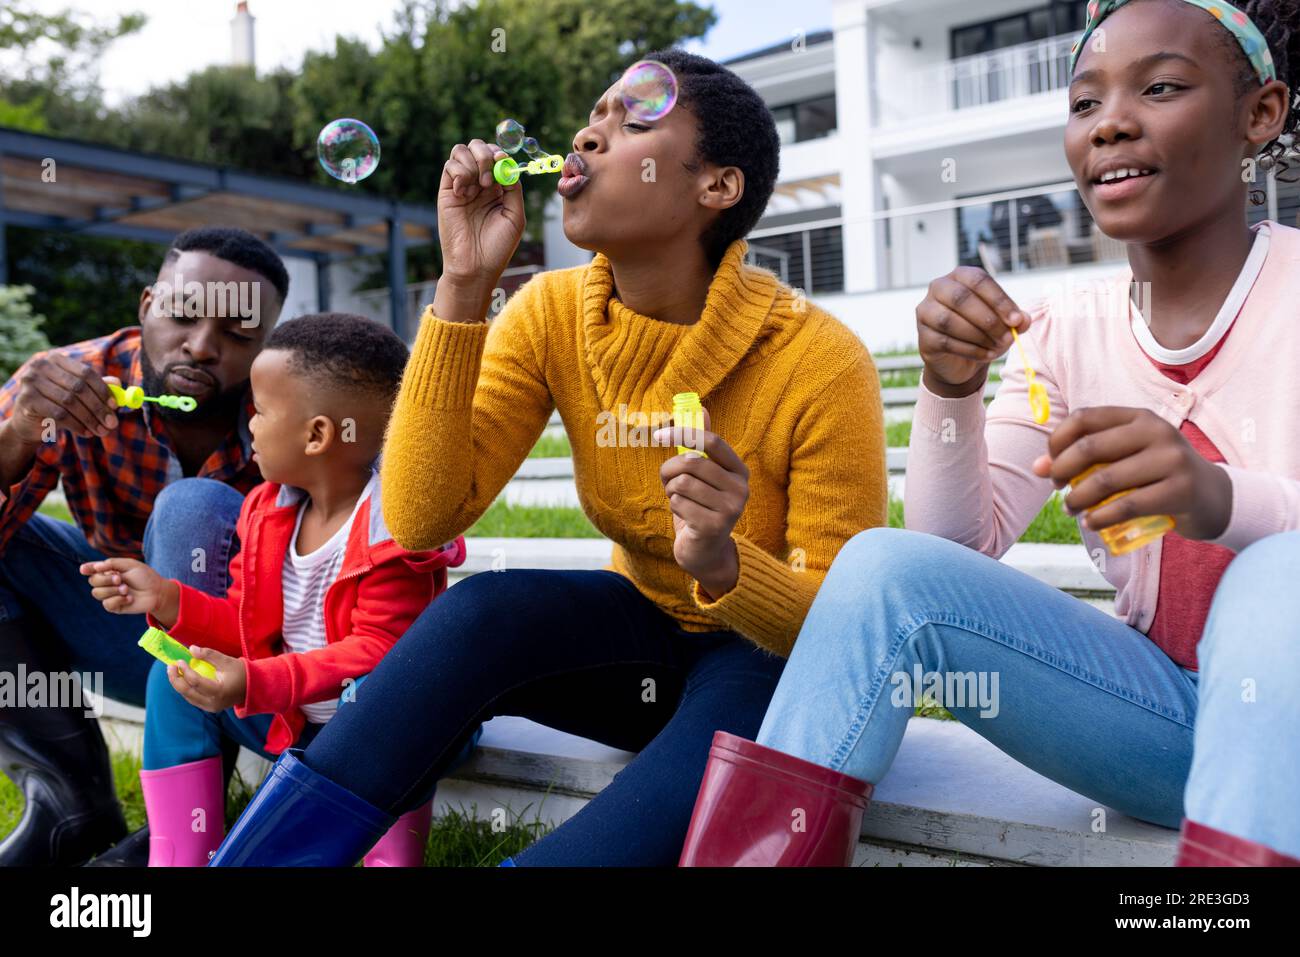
[757,527,1300,858]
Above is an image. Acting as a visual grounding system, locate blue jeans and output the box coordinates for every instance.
[0,478,245,706]
[143,668,482,773]
[299,568,787,866]
[757,527,1300,858]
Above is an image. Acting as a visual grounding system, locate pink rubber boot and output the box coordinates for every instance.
[363,801,432,867]
[140,755,225,866]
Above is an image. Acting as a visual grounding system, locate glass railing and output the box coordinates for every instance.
[888,32,1077,122]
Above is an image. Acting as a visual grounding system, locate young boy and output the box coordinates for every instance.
[80,312,471,866]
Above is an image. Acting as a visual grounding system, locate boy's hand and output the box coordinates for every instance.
[80,557,179,624]
[1031,406,1233,541]
[433,138,526,323]
[653,408,749,600]
[168,647,247,713]
[917,266,1031,398]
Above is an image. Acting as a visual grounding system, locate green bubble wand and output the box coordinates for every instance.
[107,381,198,413]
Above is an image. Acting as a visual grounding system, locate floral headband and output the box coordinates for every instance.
[1069,0,1277,85]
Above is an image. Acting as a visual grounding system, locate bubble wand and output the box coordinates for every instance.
[106,381,197,413]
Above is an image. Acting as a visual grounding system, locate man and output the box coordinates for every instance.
[0,226,287,865]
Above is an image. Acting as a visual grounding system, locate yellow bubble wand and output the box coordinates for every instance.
[107,381,197,413]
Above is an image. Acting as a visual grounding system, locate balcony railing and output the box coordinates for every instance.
[893,32,1077,121]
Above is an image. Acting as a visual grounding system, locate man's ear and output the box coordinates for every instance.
[138,284,154,325]
[304,415,336,457]
[699,166,745,214]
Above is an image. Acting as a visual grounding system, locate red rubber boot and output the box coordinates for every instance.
[1175,819,1300,866]
[679,731,873,867]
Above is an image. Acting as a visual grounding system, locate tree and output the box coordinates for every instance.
[0,285,53,380]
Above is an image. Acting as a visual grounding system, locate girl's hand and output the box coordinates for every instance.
[168,647,247,714]
[80,557,179,623]
[917,266,1031,398]
[653,408,749,600]
[1031,406,1233,541]
[433,138,526,322]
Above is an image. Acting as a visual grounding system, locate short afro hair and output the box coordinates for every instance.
[164,226,290,305]
[264,312,409,400]
[641,48,781,268]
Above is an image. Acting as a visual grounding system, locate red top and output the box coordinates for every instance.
[149,480,466,754]
[1142,333,1237,671]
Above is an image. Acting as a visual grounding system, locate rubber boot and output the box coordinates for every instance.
[678,730,873,867]
[1175,819,1300,867]
[138,756,225,866]
[88,735,242,867]
[208,748,394,866]
[363,801,432,867]
[0,620,127,866]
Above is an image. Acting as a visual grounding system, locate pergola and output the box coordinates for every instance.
[0,127,438,337]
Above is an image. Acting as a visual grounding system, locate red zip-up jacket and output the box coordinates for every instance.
[148,477,466,755]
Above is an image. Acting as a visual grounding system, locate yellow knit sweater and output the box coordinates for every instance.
[382,238,887,657]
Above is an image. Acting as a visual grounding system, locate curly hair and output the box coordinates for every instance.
[165,226,290,305]
[1232,0,1300,180]
[264,312,409,400]
[640,48,781,268]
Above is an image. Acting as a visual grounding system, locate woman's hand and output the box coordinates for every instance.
[433,138,526,324]
[168,647,247,714]
[653,408,749,600]
[1032,406,1233,541]
[80,557,179,625]
[917,266,1031,398]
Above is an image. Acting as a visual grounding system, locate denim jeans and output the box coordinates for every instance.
[757,527,1300,858]
[0,478,245,706]
[143,667,482,773]
[299,568,788,866]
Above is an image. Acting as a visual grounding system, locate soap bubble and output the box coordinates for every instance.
[521,136,540,156]
[620,60,678,122]
[496,118,526,154]
[317,118,380,184]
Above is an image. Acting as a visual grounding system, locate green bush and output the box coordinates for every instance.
[0,285,52,381]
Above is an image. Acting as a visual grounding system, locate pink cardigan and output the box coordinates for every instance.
[905,220,1300,637]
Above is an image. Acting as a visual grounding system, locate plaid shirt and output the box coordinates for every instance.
[0,327,263,559]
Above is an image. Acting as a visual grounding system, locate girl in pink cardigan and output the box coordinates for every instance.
[678,0,1300,866]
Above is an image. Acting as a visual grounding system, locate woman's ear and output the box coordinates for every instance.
[699,166,745,214]
[1246,78,1289,147]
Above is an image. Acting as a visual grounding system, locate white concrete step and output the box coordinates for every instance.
[436,714,1178,866]
[455,537,1115,600]
[93,708,1175,866]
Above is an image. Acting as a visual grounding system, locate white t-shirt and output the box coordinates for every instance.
[1129,222,1270,363]
[280,472,378,724]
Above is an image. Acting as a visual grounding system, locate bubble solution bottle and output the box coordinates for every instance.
[672,392,708,459]
[1071,463,1174,555]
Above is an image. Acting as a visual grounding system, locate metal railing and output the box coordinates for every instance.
[354,264,543,333]
[894,32,1077,120]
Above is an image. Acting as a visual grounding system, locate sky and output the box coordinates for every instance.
[31,0,834,106]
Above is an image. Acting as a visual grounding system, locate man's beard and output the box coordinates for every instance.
[139,350,249,424]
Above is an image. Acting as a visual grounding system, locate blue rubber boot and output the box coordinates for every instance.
[208,749,395,867]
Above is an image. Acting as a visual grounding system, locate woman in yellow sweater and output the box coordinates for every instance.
[209,49,887,867]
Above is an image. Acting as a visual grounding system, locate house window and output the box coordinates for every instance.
[770,94,837,146]
[950,1,1088,58]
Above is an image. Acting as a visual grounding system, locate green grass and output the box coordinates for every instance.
[465,500,602,538]
[0,748,552,865]
[886,420,912,448]
[528,432,571,458]
[37,499,72,524]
